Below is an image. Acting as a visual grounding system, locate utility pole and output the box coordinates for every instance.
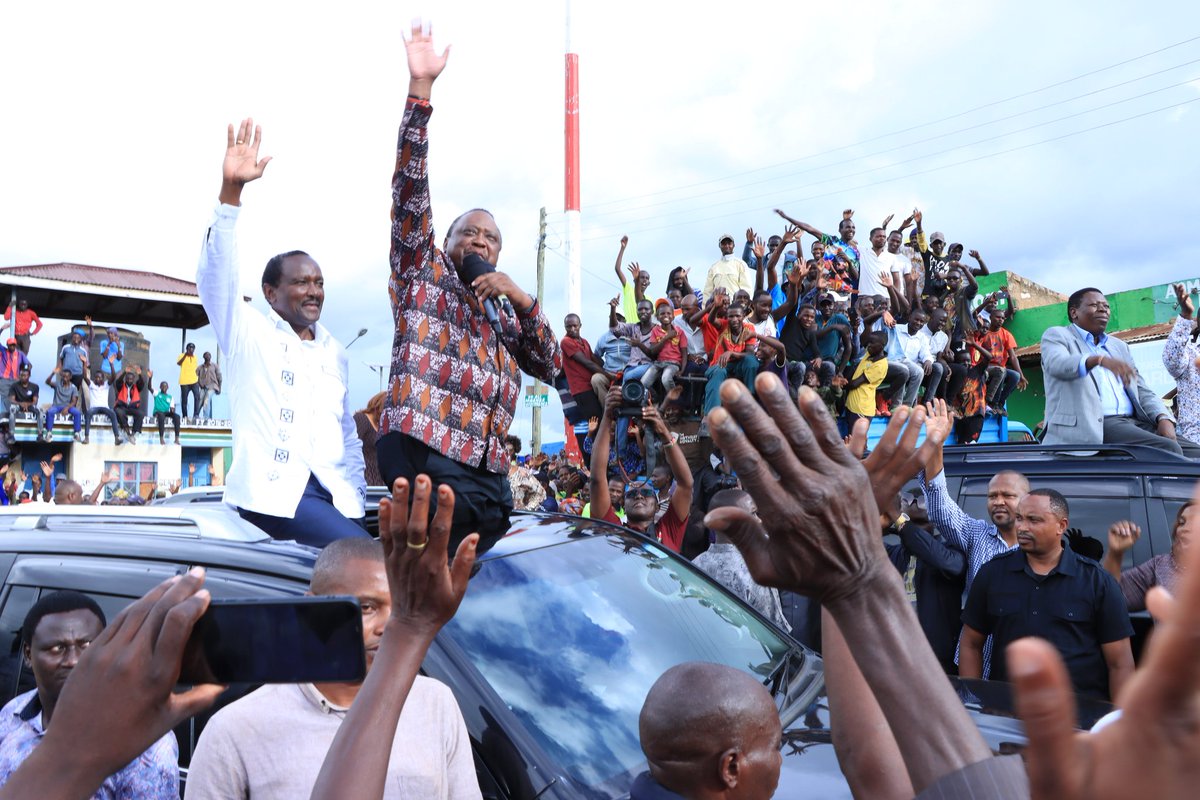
[532,207,547,454]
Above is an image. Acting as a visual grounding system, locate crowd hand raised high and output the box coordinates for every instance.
[703,375,898,603]
[1009,480,1200,800]
[1107,520,1142,554]
[846,397,951,518]
[0,570,223,800]
[404,19,449,96]
[1173,283,1194,320]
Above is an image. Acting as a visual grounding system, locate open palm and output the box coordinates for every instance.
[405,22,449,82]
[222,118,271,186]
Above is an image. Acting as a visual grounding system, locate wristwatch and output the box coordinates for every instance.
[886,513,910,535]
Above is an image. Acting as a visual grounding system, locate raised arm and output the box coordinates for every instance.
[774,208,826,240]
[389,24,449,296]
[613,236,629,286]
[1163,284,1196,379]
[587,385,622,522]
[310,476,477,800]
[642,405,692,522]
[967,249,989,276]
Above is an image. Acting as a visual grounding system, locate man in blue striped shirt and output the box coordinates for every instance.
[920,424,1028,675]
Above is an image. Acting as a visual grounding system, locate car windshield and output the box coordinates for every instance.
[441,531,799,796]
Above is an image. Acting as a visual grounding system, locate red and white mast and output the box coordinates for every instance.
[564,0,581,316]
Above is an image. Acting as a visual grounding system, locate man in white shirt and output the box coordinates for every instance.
[917,308,952,401]
[703,235,753,298]
[81,369,123,444]
[892,309,934,406]
[857,227,898,302]
[196,118,368,547]
[186,538,481,800]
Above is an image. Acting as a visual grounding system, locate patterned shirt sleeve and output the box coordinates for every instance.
[1117,557,1159,612]
[1162,315,1194,379]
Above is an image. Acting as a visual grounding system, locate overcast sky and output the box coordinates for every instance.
[3,1,1199,446]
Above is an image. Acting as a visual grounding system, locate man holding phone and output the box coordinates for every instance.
[186,535,480,799]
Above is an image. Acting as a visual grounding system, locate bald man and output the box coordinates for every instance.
[634,662,782,799]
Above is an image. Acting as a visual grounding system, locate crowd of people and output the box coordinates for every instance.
[0,308,224,451]
[8,21,1200,800]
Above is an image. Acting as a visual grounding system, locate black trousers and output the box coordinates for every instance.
[1103,415,1200,458]
[377,432,513,555]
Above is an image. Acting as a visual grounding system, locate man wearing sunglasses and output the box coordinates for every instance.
[589,385,693,551]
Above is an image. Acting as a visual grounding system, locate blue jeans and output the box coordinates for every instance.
[238,474,369,548]
[46,405,83,433]
[704,355,761,415]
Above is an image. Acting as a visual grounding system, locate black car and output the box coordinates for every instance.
[0,507,1082,799]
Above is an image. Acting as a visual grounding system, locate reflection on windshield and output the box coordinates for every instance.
[442,533,793,796]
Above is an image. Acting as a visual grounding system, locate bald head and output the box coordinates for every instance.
[310,538,384,595]
[53,480,84,506]
[640,662,781,797]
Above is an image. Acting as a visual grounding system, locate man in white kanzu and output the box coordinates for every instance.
[196,118,368,547]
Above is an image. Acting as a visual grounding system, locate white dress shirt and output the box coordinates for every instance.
[919,325,949,359]
[196,205,366,519]
[894,327,932,365]
[857,247,897,300]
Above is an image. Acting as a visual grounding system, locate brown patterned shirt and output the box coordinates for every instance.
[382,99,561,475]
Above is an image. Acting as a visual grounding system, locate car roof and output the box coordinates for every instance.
[940,442,1200,475]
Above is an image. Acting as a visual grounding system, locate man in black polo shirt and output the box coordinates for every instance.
[958,488,1134,700]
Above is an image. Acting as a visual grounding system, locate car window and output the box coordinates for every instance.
[959,475,1147,567]
[0,586,38,705]
[441,534,799,796]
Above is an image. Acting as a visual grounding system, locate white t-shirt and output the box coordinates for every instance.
[752,317,777,339]
[87,383,110,410]
[672,316,707,357]
[857,247,897,301]
[186,679,480,800]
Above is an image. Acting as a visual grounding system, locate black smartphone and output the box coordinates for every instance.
[179,597,366,685]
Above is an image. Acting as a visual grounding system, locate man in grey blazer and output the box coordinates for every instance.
[1041,287,1200,457]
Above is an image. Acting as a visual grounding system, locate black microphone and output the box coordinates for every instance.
[459,253,501,334]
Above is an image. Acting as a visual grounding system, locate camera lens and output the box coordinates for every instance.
[622,380,646,406]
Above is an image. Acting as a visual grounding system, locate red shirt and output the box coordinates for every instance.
[649,325,684,365]
[560,335,597,395]
[711,328,758,362]
[601,505,689,552]
[700,317,727,357]
[3,307,42,337]
[974,327,1016,366]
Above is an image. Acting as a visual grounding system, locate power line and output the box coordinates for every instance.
[581,76,1200,236]
[583,58,1200,223]
[584,33,1200,211]
[581,96,1200,242]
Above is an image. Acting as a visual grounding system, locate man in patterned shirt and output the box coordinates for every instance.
[378,26,561,547]
[0,591,177,797]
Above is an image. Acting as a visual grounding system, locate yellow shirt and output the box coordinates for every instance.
[846,356,888,416]
[178,353,199,385]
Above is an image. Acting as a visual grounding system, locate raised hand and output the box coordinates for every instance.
[968,249,981,260]
[1174,284,1194,320]
[587,416,600,436]
[878,271,893,289]
[1107,520,1141,555]
[881,213,894,230]
[404,20,450,87]
[39,460,52,477]
[842,209,854,220]
[627,262,641,280]
[221,118,271,198]
[619,235,629,249]
[845,402,948,517]
[704,377,894,603]
[781,225,800,244]
[752,237,766,261]
[746,228,756,243]
[377,477,477,638]
[912,208,922,224]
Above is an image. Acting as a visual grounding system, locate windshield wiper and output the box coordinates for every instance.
[766,650,793,699]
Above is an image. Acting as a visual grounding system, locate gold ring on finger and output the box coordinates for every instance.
[406,539,428,551]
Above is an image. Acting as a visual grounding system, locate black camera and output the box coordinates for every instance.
[616,378,646,418]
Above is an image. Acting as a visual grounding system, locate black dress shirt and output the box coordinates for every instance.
[887,522,967,673]
[962,543,1132,699]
